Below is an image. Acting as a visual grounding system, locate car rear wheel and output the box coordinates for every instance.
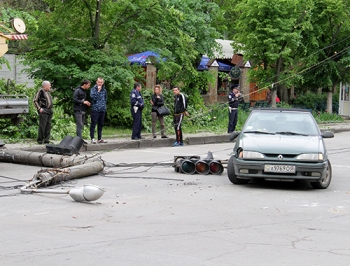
[227,155,250,184]
[310,159,332,189]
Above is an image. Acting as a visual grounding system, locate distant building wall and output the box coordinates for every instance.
[0,54,35,88]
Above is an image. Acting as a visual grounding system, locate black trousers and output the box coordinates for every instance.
[173,114,184,143]
[90,110,106,140]
[74,110,86,139]
[131,107,142,139]
[228,109,238,133]
[37,109,52,144]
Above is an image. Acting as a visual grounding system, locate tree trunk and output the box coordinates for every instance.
[327,91,333,114]
[271,88,277,108]
[290,85,295,105]
[279,84,289,103]
[93,0,102,48]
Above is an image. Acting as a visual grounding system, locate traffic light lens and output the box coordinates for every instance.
[195,161,209,174]
[209,162,224,175]
[180,160,196,174]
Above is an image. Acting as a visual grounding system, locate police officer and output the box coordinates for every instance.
[130,82,144,140]
[228,84,241,133]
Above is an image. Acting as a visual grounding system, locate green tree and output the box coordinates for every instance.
[294,0,350,113]
[21,0,222,126]
[232,0,313,107]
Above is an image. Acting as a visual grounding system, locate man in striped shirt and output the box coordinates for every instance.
[33,81,53,144]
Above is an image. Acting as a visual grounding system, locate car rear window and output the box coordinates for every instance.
[243,110,319,135]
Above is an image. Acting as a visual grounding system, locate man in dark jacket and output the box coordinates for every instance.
[173,86,188,146]
[73,79,91,142]
[227,84,241,133]
[90,77,107,144]
[33,80,53,144]
[130,82,144,140]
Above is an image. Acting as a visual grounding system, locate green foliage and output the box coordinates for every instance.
[17,0,223,128]
[0,79,37,140]
[292,92,339,111]
[313,111,344,123]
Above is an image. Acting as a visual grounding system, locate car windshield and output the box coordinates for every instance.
[242,110,319,135]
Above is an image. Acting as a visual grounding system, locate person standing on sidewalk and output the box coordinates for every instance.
[227,84,241,133]
[73,79,91,143]
[90,77,107,144]
[130,82,144,140]
[150,84,168,139]
[33,80,53,144]
[173,86,188,147]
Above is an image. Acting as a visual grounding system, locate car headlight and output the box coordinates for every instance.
[239,151,264,159]
[296,153,324,161]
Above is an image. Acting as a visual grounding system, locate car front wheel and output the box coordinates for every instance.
[310,159,332,189]
[227,155,250,184]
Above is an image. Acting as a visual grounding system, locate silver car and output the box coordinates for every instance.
[228,108,334,189]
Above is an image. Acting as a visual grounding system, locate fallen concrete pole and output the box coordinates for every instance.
[26,160,105,188]
[0,149,89,167]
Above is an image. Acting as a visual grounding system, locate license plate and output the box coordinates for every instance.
[264,165,296,173]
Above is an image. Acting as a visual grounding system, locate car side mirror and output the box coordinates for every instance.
[229,131,240,141]
[321,131,334,139]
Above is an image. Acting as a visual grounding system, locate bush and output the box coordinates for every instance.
[292,92,339,113]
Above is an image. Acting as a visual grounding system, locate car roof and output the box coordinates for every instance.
[251,108,311,113]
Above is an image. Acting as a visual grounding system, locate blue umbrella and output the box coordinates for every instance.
[127,51,160,66]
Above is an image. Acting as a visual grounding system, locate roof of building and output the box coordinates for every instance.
[212,39,235,59]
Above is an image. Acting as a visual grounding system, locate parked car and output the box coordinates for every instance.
[227,108,334,189]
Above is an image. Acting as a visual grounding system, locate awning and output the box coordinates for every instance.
[197,56,233,72]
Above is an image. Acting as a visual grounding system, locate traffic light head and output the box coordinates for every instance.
[195,160,210,175]
[209,160,224,175]
[174,154,223,175]
[174,156,200,173]
[179,159,196,174]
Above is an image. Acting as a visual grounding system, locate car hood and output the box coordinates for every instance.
[238,133,323,154]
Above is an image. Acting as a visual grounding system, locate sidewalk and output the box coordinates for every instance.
[0,131,231,152]
[1,122,349,152]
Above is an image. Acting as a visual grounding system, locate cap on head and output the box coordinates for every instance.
[231,84,239,90]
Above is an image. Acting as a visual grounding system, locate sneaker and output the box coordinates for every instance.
[172,141,180,147]
[161,135,168,139]
[179,142,184,146]
[91,138,97,144]
[98,139,107,143]
[153,135,157,139]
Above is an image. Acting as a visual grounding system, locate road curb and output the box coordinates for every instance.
[2,125,349,152]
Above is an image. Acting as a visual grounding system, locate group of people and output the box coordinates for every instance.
[33,78,108,145]
[129,82,188,146]
[73,78,108,144]
[34,79,189,147]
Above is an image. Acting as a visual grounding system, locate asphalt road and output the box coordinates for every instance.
[1,132,350,266]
